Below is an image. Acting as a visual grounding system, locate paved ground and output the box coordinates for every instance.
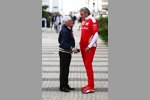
[42,23,108,100]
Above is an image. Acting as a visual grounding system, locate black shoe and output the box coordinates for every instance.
[66,85,75,90]
[59,87,70,92]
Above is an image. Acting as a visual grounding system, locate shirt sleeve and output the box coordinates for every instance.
[92,21,98,34]
[88,32,99,48]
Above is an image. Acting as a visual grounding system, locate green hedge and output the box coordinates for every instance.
[42,5,51,22]
[98,17,108,46]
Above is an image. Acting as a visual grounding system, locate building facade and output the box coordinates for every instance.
[42,0,50,12]
[42,0,108,15]
[84,0,108,16]
[42,0,63,14]
[84,0,108,12]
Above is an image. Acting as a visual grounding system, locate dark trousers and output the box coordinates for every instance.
[59,51,71,88]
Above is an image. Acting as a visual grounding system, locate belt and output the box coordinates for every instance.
[59,48,71,54]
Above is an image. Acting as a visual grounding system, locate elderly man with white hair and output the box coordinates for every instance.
[58,16,79,92]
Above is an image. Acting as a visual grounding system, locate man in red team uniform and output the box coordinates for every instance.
[79,7,99,94]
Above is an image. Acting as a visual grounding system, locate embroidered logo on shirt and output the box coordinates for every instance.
[82,21,86,25]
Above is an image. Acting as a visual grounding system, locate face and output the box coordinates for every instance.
[66,20,73,28]
[80,11,87,19]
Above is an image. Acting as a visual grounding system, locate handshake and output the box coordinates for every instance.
[71,48,80,53]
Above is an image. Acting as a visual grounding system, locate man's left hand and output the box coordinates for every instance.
[85,47,90,52]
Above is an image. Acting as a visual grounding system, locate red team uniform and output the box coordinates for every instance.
[80,15,99,93]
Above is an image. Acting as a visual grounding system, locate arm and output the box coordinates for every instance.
[86,18,99,51]
[87,32,98,48]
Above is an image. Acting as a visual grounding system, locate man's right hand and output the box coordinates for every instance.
[72,48,78,53]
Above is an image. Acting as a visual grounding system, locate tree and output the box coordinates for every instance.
[42,5,52,27]
[42,5,51,21]
[98,17,108,46]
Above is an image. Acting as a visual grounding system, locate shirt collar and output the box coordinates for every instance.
[63,24,71,30]
[68,27,71,30]
[85,15,92,20]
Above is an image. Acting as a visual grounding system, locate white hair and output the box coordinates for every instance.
[62,16,72,23]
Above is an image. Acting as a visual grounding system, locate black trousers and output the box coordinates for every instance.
[59,51,71,88]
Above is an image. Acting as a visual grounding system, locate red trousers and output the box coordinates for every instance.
[80,45,96,88]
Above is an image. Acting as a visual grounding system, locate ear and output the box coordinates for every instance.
[85,13,88,17]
